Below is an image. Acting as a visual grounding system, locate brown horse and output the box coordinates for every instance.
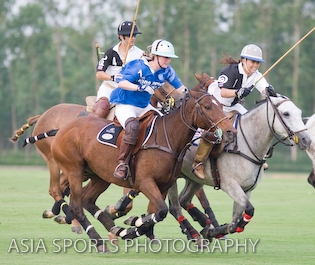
[11,84,184,236]
[12,75,220,242]
[11,103,87,233]
[28,86,235,252]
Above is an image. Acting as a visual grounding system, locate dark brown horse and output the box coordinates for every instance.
[28,86,235,252]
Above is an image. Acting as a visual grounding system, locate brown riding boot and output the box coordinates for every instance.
[192,138,213,180]
[91,97,110,118]
[114,142,135,179]
[114,118,139,180]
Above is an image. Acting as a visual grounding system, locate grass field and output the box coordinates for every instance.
[1,166,315,264]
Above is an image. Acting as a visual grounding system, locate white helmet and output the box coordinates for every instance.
[148,39,178,58]
[240,44,265,63]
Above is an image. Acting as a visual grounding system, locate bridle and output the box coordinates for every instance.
[265,94,305,146]
[180,92,228,135]
[231,93,306,166]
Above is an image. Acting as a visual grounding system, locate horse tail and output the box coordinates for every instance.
[23,129,59,147]
[10,115,41,143]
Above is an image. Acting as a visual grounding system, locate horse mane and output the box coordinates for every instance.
[218,53,240,65]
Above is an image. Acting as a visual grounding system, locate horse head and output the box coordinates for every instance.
[186,87,236,147]
[266,92,311,150]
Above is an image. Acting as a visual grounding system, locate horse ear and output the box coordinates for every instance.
[194,72,202,83]
[202,72,211,79]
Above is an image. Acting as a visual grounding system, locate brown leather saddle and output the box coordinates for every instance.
[114,110,158,154]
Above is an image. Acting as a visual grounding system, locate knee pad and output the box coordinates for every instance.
[123,118,140,145]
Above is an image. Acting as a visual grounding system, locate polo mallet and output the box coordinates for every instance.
[254,26,315,87]
[95,43,102,60]
[123,0,141,65]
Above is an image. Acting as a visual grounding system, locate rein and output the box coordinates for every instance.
[266,95,307,146]
[143,91,227,193]
[225,94,305,192]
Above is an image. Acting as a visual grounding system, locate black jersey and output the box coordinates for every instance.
[217,64,243,90]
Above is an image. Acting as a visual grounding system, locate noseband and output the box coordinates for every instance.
[266,94,307,146]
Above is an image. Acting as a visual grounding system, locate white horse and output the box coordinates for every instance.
[167,91,312,243]
[305,114,315,187]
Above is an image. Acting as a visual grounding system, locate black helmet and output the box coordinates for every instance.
[117,21,142,36]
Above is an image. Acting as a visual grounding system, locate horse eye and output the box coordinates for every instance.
[283,112,289,117]
[204,105,211,110]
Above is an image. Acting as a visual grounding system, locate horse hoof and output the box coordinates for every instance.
[108,232,118,246]
[150,238,161,244]
[71,225,82,234]
[54,215,67,224]
[97,244,111,253]
[124,216,138,226]
[42,209,55,219]
[195,237,211,249]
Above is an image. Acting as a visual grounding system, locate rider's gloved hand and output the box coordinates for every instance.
[266,85,277,97]
[138,84,155,95]
[235,85,253,99]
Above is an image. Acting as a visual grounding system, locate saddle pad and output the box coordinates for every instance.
[97,123,123,148]
[96,116,158,148]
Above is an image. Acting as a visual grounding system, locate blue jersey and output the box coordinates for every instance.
[110,58,183,108]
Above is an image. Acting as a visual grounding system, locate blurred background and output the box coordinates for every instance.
[0,0,314,172]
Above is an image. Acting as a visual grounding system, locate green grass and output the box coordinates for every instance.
[1,166,315,264]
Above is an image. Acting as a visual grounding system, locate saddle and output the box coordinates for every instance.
[115,110,157,154]
[90,110,158,157]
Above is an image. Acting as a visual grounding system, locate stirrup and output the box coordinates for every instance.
[191,162,206,180]
[192,161,204,171]
[113,163,130,180]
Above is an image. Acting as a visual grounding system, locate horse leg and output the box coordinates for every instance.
[179,179,212,229]
[105,187,160,242]
[168,182,201,242]
[202,186,254,240]
[111,180,168,240]
[81,177,117,245]
[42,167,82,234]
[195,187,220,228]
[104,187,139,220]
[230,191,254,233]
[70,181,110,252]
[307,169,315,188]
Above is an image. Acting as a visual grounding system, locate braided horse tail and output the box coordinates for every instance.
[10,115,41,143]
[23,129,59,147]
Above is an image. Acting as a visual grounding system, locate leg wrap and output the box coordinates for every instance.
[114,190,139,212]
[79,215,103,247]
[235,213,253,233]
[62,187,70,198]
[52,199,66,215]
[187,204,210,227]
[205,207,219,228]
[93,209,115,231]
[145,225,155,239]
[178,217,199,240]
[135,213,159,228]
[109,211,128,220]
